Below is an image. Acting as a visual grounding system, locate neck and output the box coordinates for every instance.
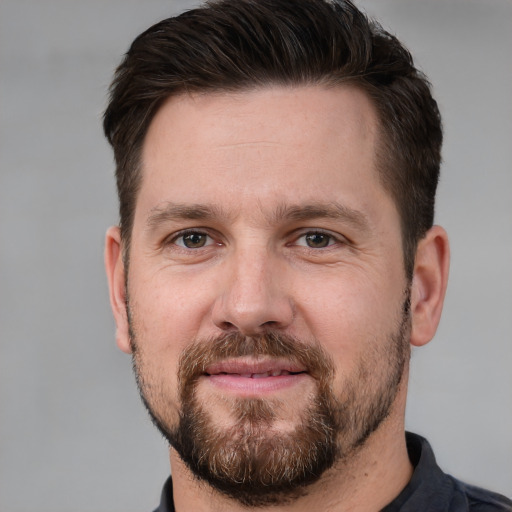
[169,400,413,512]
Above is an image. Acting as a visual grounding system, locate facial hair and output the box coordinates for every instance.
[129,294,411,507]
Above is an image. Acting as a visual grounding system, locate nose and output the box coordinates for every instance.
[211,246,294,336]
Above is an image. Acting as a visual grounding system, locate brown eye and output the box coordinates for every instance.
[304,233,331,248]
[177,232,210,248]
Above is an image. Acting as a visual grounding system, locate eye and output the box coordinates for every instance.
[296,231,336,248]
[174,231,214,249]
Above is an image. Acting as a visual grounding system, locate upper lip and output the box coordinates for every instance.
[205,357,307,376]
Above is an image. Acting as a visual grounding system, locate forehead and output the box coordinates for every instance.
[144,85,377,157]
[138,85,392,223]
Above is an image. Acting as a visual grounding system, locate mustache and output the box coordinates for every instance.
[178,331,335,395]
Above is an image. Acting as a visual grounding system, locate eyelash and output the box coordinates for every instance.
[292,230,343,249]
[167,229,216,249]
[164,228,344,251]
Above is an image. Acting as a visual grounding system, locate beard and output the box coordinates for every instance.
[129,294,411,507]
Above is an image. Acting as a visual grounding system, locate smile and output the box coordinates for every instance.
[212,370,301,378]
[202,358,309,395]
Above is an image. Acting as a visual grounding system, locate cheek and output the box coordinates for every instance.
[295,270,403,366]
[298,273,392,327]
[129,269,215,351]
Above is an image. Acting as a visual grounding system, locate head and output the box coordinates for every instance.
[103,0,442,279]
[104,0,449,507]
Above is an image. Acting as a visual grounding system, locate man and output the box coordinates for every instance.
[103,0,512,510]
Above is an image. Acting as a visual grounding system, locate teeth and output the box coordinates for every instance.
[251,370,293,378]
[221,370,296,378]
[252,371,270,379]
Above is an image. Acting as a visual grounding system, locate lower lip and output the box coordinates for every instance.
[203,373,309,396]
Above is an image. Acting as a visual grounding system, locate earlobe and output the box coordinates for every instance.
[410,225,450,347]
[104,226,132,354]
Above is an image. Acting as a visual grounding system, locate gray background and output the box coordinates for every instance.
[1,1,511,511]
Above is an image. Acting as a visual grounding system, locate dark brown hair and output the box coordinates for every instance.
[103,0,442,277]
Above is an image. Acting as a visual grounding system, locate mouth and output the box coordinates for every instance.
[211,369,302,378]
[205,358,307,376]
[202,358,309,395]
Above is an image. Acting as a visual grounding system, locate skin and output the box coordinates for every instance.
[105,85,450,511]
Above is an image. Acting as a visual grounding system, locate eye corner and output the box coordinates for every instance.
[162,228,222,251]
[291,229,344,250]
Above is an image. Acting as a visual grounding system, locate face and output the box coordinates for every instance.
[112,86,413,505]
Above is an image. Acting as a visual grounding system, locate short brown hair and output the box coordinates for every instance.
[103,0,442,277]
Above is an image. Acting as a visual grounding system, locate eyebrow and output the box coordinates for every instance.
[145,201,370,232]
[272,203,371,232]
[146,203,228,230]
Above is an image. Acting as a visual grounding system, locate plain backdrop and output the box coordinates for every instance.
[1,1,511,511]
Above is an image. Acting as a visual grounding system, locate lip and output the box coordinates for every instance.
[202,357,309,396]
[205,357,307,376]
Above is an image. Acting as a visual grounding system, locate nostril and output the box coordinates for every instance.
[218,321,238,332]
[211,290,294,335]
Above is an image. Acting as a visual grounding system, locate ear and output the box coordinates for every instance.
[410,225,450,347]
[104,226,132,354]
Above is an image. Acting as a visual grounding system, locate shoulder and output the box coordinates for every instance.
[398,433,511,512]
[451,477,512,512]
[152,475,175,512]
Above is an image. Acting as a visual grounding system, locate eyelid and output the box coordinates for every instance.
[291,228,348,247]
[162,227,348,249]
[294,228,339,239]
[297,231,333,246]
[165,228,217,248]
